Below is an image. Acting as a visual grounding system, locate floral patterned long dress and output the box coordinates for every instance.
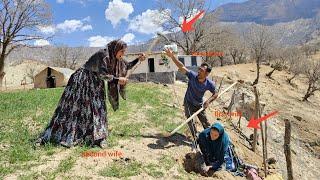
[37,44,139,147]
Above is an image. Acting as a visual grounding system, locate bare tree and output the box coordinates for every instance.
[158,0,218,55]
[25,64,36,83]
[265,47,287,79]
[52,45,68,68]
[246,25,275,85]
[51,46,84,70]
[0,0,52,87]
[286,48,304,84]
[228,34,247,65]
[202,25,233,67]
[301,44,316,58]
[302,60,320,101]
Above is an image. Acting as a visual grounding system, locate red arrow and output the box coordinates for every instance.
[247,111,278,129]
[181,10,205,32]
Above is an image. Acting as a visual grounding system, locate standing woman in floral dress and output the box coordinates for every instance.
[36,39,145,148]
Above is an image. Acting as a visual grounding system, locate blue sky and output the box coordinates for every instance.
[35,0,247,47]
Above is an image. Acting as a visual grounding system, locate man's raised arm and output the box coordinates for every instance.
[164,48,188,74]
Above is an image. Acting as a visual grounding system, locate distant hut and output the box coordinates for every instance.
[34,67,74,89]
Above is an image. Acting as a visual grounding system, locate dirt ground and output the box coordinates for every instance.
[210,63,320,180]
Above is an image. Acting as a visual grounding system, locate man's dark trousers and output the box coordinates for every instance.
[184,100,210,139]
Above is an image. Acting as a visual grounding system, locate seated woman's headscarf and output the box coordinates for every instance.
[105,40,129,111]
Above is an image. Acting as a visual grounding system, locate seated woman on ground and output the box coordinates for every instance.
[196,122,232,175]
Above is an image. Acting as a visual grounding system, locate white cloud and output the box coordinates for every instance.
[38,17,92,34]
[34,39,50,46]
[105,0,134,27]
[128,9,170,35]
[88,33,135,47]
[81,25,93,31]
[88,36,114,47]
[82,16,91,22]
[38,25,56,35]
[56,0,64,3]
[56,19,92,33]
[121,33,135,44]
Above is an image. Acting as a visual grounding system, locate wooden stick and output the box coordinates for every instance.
[252,86,259,152]
[259,107,267,177]
[237,93,245,129]
[166,81,239,136]
[162,103,184,111]
[228,90,236,119]
[284,119,294,180]
[265,120,268,160]
[168,107,204,136]
[217,75,225,94]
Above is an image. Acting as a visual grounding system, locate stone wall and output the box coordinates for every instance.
[129,71,175,84]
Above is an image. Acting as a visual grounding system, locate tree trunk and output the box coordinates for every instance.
[284,119,294,180]
[0,54,5,88]
[231,54,237,65]
[303,83,312,101]
[266,68,276,78]
[219,56,224,67]
[238,53,245,64]
[287,74,297,84]
[253,60,260,85]
[0,74,4,88]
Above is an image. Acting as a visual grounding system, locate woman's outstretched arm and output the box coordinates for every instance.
[126,58,139,70]
[126,53,146,70]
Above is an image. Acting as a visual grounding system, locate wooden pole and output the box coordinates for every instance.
[228,90,236,119]
[265,120,268,160]
[259,108,267,177]
[260,122,267,177]
[252,86,259,152]
[237,93,245,129]
[284,119,294,180]
[217,75,225,93]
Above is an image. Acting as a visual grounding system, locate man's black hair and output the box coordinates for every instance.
[200,63,212,73]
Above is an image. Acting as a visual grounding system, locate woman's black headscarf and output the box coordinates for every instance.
[105,39,128,111]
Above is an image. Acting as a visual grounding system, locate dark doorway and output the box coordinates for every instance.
[46,68,56,88]
[178,57,185,65]
[191,56,197,66]
[148,58,155,72]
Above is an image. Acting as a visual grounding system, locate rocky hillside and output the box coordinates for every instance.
[217,0,320,25]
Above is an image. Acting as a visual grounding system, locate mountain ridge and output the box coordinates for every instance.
[217,0,320,25]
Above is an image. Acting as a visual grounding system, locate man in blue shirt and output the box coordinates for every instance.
[164,48,218,139]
